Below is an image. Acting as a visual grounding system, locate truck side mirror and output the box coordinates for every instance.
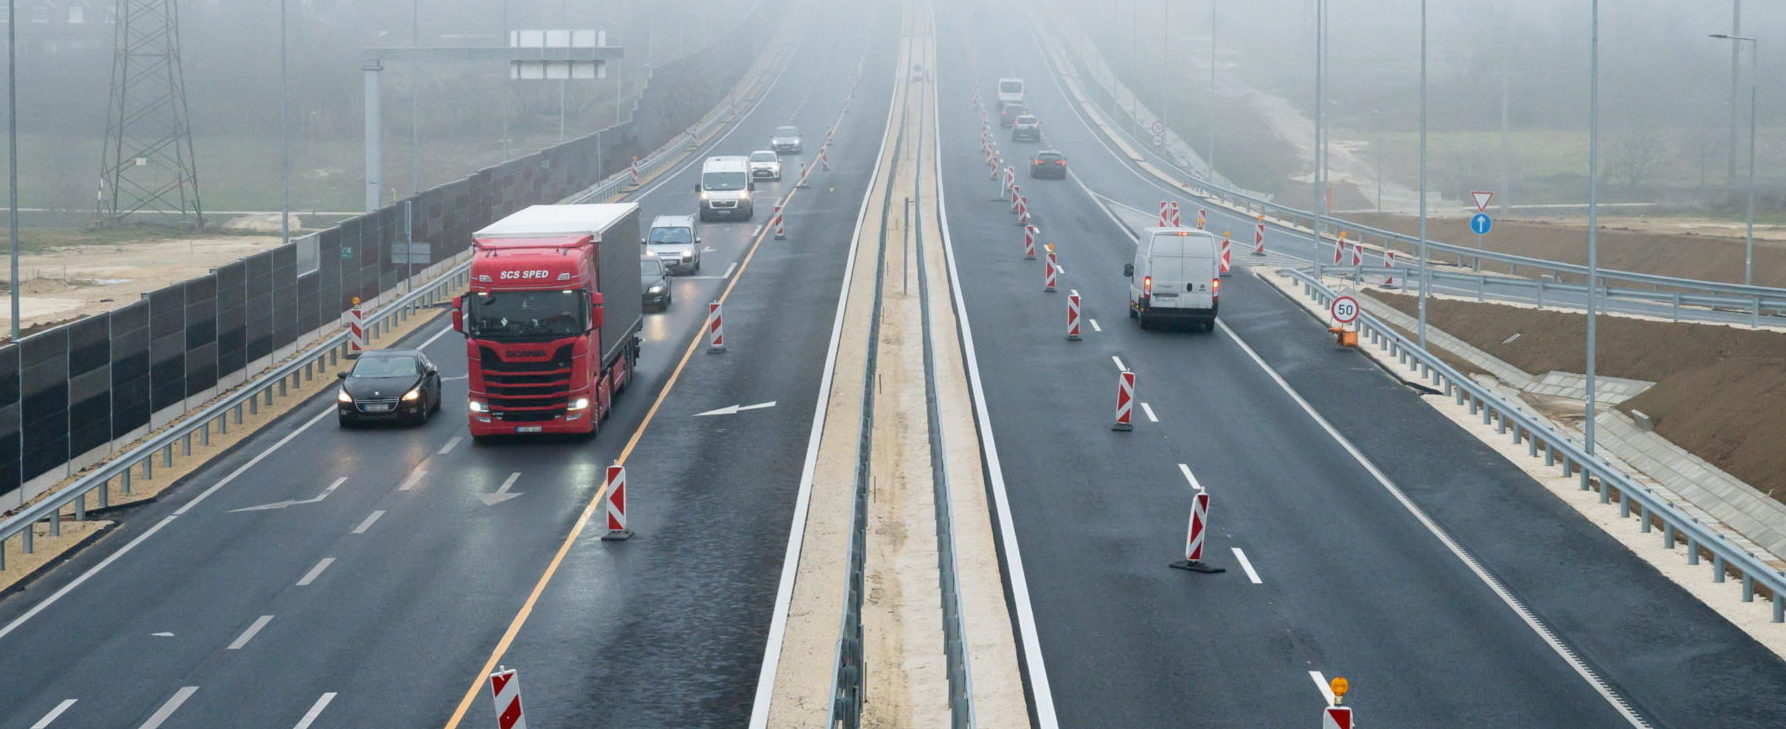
[590,291,605,330]
[451,295,465,333]
[1123,263,1134,278]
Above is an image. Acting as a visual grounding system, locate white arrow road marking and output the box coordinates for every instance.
[137,687,197,729]
[694,401,778,417]
[478,472,524,506]
[29,699,76,729]
[227,615,274,650]
[230,477,348,512]
[291,693,337,729]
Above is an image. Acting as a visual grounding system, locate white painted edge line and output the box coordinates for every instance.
[352,510,385,535]
[291,692,337,729]
[747,37,904,729]
[1217,318,1649,728]
[1088,318,1101,332]
[633,40,801,201]
[136,686,198,729]
[227,615,275,651]
[296,557,335,587]
[1140,402,1158,423]
[1231,548,1262,584]
[29,699,77,729]
[415,323,457,351]
[397,469,427,491]
[1177,463,1202,491]
[1309,670,1334,705]
[933,64,1062,729]
[1110,355,1127,371]
[437,437,462,455]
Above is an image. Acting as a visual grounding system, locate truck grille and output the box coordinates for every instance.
[479,345,573,415]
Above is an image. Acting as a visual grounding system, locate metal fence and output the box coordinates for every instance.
[1318,265,1786,326]
[1286,268,1786,622]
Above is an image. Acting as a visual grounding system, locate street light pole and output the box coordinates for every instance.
[1711,33,1758,288]
[280,0,290,246]
[1417,0,1429,350]
[1208,0,1216,180]
[1312,0,1325,270]
[1586,0,1601,455]
[7,0,18,342]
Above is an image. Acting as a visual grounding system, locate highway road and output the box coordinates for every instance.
[932,1,1786,727]
[0,2,897,727]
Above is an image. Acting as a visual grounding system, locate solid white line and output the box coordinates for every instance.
[29,699,77,729]
[437,437,462,455]
[398,469,427,491]
[747,41,903,729]
[137,687,198,729]
[932,65,1061,728]
[1218,319,1649,728]
[352,510,385,535]
[416,323,456,351]
[296,558,335,586]
[291,693,336,729]
[227,615,274,650]
[1140,402,1158,422]
[1088,318,1101,332]
[1177,463,1202,490]
[1309,670,1334,705]
[1232,547,1262,584]
[1111,355,1127,371]
[0,513,177,641]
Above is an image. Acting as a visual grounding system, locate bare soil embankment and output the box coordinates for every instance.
[1375,291,1786,502]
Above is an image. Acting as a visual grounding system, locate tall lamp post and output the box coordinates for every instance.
[1417,0,1429,349]
[1585,0,1601,455]
[1711,33,1758,287]
[8,0,18,342]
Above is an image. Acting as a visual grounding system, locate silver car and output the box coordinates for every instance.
[771,125,802,154]
[644,214,702,274]
[749,150,782,181]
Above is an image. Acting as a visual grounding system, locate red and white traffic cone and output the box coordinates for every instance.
[1196,207,1207,230]
[1169,488,1225,573]
[1158,201,1171,227]
[1017,196,1031,226]
[1252,216,1266,256]
[346,297,366,356]
[1384,250,1398,288]
[1066,290,1083,341]
[1219,232,1232,277]
[1023,224,1038,260]
[1043,245,1058,292]
[601,464,632,541]
[488,666,528,729]
[706,301,726,354]
[1112,369,1135,431]
[1169,201,1183,227]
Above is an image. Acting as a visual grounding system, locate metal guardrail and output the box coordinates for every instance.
[1039,18,1786,318]
[1319,265,1786,326]
[0,258,472,572]
[1285,267,1786,623]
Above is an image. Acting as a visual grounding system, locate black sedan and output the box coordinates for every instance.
[337,350,442,426]
[641,256,672,311]
[1030,150,1068,178]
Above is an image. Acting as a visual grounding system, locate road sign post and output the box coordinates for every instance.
[1469,213,1492,271]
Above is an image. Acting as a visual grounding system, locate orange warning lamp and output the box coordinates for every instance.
[1330,676,1349,705]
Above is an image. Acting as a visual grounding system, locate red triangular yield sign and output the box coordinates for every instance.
[1471,191,1493,212]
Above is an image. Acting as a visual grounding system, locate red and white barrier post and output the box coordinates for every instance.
[488,666,528,729]
[1065,290,1082,341]
[1010,185,1022,213]
[706,301,726,354]
[1322,677,1353,729]
[1169,201,1183,227]
[1195,207,1207,230]
[1384,249,1398,287]
[1043,245,1058,292]
[1023,224,1038,260]
[1350,236,1363,267]
[1018,196,1033,226]
[1112,369,1135,431]
[1158,201,1172,227]
[1332,231,1346,265]
[1252,215,1266,256]
[1169,487,1225,573]
[346,296,366,355]
[773,202,786,240]
[1219,232,1232,277]
[816,147,830,171]
[601,464,632,541]
[628,157,641,188]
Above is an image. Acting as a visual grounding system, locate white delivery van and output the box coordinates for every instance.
[695,156,755,221]
[997,77,1025,105]
[1124,228,1221,331]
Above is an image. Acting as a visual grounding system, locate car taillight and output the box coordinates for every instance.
[1056,160,1067,165]
[1143,275,1153,294]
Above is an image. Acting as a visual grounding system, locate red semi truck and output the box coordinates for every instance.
[452,204,643,440]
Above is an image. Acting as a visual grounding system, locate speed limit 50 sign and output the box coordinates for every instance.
[1330,295,1360,324]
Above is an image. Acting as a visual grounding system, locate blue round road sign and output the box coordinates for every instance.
[1470,213,1492,235]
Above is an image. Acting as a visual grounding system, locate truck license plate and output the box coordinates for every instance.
[516,426,542,433]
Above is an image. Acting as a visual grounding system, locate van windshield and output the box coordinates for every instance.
[999,81,1023,93]
[703,171,747,191]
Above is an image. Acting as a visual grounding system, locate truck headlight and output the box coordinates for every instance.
[469,400,488,413]
[337,389,353,404]
[568,397,591,411]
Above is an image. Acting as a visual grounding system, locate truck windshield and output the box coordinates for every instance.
[702,172,747,192]
[648,226,693,245]
[999,81,1022,93]
[465,290,586,339]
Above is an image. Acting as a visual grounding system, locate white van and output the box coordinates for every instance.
[696,156,755,221]
[1124,228,1221,330]
[996,77,1025,105]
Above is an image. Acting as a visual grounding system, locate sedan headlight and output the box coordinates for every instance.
[337,389,353,404]
[568,397,591,411]
[469,400,488,413]
[648,283,666,294]
[681,250,693,259]
[402,388,422,402]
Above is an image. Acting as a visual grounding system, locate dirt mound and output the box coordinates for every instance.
[1347,213,1786,288]
[1373,291,1786,499]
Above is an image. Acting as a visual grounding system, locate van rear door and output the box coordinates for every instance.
[1145,232,1216,310]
